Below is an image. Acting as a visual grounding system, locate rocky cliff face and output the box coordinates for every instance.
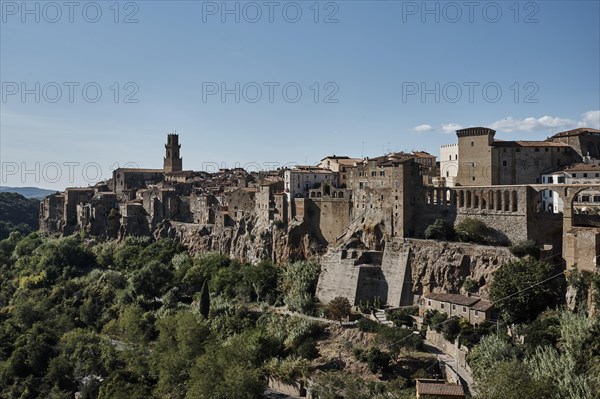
[402,239,516,299]
[316,238,517,306]
[153,217,327,264]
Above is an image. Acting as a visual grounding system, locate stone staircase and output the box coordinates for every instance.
[374,309,394,327]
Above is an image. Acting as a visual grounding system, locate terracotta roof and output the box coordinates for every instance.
[115,168,164,173]
[336,158,362,166]
[412,151,437,158]
[493,140,569,148]
[417,381,465,397]
[471,299,494,312]
[563,163,600,172]
[290,167,333,174]
[551,127,600,138]
[320,155,351,161]
[544,162,600,174]
[165,170,195,176]
[425,293,480,307]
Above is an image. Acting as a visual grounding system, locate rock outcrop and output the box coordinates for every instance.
[317,238,516,306]
[153,217,328,264]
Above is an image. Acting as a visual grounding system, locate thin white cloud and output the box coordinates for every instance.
[578,110,600,129]
[441,123,463,134]
[438,110,599,135]
[488,115,576,132]
[413,124,433,133]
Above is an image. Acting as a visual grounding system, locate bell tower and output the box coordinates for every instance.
[164,133,182,173]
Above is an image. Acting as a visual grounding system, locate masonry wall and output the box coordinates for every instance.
[493,145,579,185]
[564,227,600,272]
[455,131,493,186]
[316,251,361,305]
[311,197,351,244]
[317,239,516,308]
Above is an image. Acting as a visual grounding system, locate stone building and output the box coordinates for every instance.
[255,181,287,225]
[77,193,119,237]
[419,293,495,325]
[284,166,336,218]
[442,127,581,187]
[63,188,96,234]
[347,156,422,239]
[319,155,361,188]
[163,133,183,173]
[112,168,164,199]
[307,185,352,243]
[440,144,459,186]
[39,193,65,233]
[224,187,258,221]
[549,127,600,158]
[190,193,219,225]
[541,162,600,213]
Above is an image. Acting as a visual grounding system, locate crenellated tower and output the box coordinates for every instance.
[164,133,183,173]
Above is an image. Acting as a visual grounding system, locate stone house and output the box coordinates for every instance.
[319,155,361,188]
[346,156,422,239]
[420,293,495,325]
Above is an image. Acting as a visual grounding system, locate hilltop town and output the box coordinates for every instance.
[38,127,600,315]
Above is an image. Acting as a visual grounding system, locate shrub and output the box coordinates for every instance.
[441,317,461,342]
[455,218,490,244]
[424,219,455,241]
[355,347,390,374]
[462,278,478,293]
[357,318,380,333]
[423,309,447,333]
[327,297,352,324]
[509,240,540,258]
[387,308,417,328]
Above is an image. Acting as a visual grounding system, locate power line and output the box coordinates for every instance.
[491,271,566,305]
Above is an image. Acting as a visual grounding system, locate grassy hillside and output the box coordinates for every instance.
[0,192,40,239]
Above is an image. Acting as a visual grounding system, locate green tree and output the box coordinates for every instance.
[281,261,321,314]
[242,260,280,303]
[0,192,39,240]
[198,280,210,318]
[327,297,352,325]
[455,217,489,244]
[468,335,519,381]
[490,258,562,324]
[375,326,423,359]
[475,360,553,399]
[152,311,210,399]
[185,338,265,399]
[509,240,540,258]
[129,260,174,301]
[424,218,455,241]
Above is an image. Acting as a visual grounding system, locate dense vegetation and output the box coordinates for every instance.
[0,192,40,240]
[490,257,563,324]
[468,310,600,399]
[0,232,325,398]
[0,232,428,398]
[424,217,513,246]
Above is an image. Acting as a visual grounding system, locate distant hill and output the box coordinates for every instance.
[0,186,57,199]
[0,192,40,239]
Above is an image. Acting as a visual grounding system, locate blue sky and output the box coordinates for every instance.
[1,0,599,189]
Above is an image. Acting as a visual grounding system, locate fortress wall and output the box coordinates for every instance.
[317,239,516,306]
[315,251,361,305]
